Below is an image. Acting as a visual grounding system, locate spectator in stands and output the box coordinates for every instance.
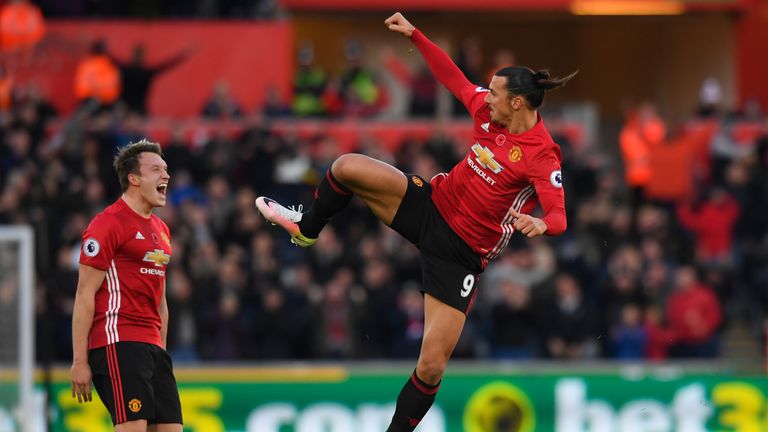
[0,0,45,52]
[166,268,200,362]
[485,49,515,85]
[255,287,304,359]
[383,49,437,117]
[337,39,386,118]
[74,39,121,107]
[292,42,328,117]
[696,77,723,118]
[390,283,425,358]
[358,258,398,358]
[644,305,676,360]
[0,66,12,112]
[483,241,556,303]
[540,273,595,359]
[262,84,291,118]
[601,245,646,340]
[619,102,666,214]
[610,303,647,359]
[311,267,362,358]
[201,79,243,119]
[488,279,537,359]
[454,35,483,85]
[453,35,483,116]
[677,186,740,266]
[111,43,196,115]
[666,265,722,358]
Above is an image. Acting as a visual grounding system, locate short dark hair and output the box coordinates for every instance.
[495,66,578,109]
[113,139,163,192]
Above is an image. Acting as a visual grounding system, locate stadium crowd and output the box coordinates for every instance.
[1,15,768,364]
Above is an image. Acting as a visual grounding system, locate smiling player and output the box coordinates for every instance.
[70,139,182,432]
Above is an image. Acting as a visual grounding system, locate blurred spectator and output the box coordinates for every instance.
[453,35,483,115]
[610,303,647,360]
[383,49,437,117]
[483,241,556,303]
[601,245,646,341]
[262,84,291,118]
[201,80,243,119]
[697,77,723,118]
[0,0,45,52]
[74,39,121,107]
[540,273,595,360]
[166,268,200,362]
[357,258,398,357]
[488,280,537,359]
[676,187,739,265]
[666,266,722,358]
[0,66,12,112]
[337,39,386,118]
[111,43,195,115]
[644,305,676,360]
[311,267,363,358]
[619,102,666,212]
[454,35,483,85]
[390,283,425,358]
[254,287,304,359]
[485,49,515,85]
[292,42,328,117]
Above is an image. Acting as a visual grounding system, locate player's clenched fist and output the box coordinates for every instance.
[385,12,415,37]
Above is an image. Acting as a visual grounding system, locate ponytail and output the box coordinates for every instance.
[496,66,578,109]
[533,69,579,91]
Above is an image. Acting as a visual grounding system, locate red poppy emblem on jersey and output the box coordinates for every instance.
[495,134,506,146]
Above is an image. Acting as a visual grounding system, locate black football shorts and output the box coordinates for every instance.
[89,341,183,426]
[390,173,484,314]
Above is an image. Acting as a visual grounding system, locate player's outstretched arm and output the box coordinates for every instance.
[71,264,106,404]
[384,12,474,105]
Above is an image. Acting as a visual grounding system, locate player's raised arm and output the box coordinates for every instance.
[71,264,106,403]
[384,12,474,103]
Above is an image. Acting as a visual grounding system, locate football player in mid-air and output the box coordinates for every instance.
[257,12,575,431]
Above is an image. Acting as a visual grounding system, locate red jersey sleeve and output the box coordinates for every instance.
[410,29,487,116]
[79,214,122,270]
[528,147,567,236]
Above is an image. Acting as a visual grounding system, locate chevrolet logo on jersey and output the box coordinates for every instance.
[143,249,170,267]
[471,143,503,174]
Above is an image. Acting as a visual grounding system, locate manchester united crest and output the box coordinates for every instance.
[128,398,142,413]
[509,146,523,163]
[412,176,424,187]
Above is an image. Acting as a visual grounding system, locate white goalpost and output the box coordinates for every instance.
[0,226,35,432]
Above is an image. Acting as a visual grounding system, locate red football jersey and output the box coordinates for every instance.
[79,198,172,349]
[412,30,567,265]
